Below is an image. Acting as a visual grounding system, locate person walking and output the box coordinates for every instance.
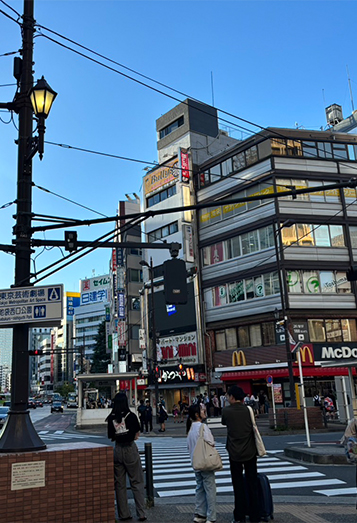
[137,399,146,433]
[187,403,217,523]
[212,394,220,417]
[106,392,147,522]
[158,402,168,432]
[144,399,153,433]
[222,385,261,523]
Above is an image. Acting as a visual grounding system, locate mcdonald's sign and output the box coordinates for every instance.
[299,344,314,365]
[232,350,247,367]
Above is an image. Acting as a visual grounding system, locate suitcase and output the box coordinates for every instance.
[244,472,274,522]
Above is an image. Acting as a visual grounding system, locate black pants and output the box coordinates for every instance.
[230,456,260,522]
[145,417,153,432]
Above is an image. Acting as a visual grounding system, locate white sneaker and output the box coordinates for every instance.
[193,517,206,523]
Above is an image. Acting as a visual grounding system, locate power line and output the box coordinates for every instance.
[33,183,108,218]
[0,0,21,18]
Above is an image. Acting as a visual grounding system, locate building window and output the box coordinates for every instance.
[262,322,275,345]
[131,298,140,311]
[238,326,249,348]
[159,115,184,139]
[288,270,351,295]
[207,270,279,309]
[148,221,179,242]
[282,223,345,248]
[129,269,143,283]
[308,318,357,342]
[131,325,140,340]
[215,328,238,351]
[249,324,262,346]
[147,184,177,208]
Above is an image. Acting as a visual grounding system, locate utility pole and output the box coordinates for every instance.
[0,0,46,451]
[149,259,159,424]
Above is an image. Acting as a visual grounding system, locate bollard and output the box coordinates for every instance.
[145,442,154,508]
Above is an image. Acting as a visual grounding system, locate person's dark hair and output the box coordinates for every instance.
[227,385,245,401]
[186,403,201,434]
[112,392,130,421]
[139,399,144,405]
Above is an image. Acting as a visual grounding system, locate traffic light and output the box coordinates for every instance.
[154,366,160,379]
[178,359,183,372]
[64,230,78,252]
[28,349,43,356]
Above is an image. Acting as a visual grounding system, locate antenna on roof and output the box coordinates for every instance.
[211,71,215,107]
[347,65,355,112]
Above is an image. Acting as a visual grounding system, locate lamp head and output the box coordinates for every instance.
[29,76,57,119]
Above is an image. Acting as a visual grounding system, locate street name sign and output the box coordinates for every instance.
[0,285,63,327]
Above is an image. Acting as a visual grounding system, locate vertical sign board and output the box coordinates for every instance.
[179,148,190,183]
[118,293,125,319]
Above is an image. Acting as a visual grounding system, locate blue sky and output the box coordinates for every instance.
[1,0,357,292]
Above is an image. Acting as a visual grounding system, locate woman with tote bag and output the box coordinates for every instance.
[187,404,218,523]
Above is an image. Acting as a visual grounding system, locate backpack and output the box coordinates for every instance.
[324,397,334,411]
[112,412,130,435]
[345,436,357,464]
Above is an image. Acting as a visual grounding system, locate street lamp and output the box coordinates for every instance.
[0,0,57,452]
[140,258,160,423]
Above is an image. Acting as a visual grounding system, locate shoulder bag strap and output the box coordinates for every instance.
[247,405,256,427]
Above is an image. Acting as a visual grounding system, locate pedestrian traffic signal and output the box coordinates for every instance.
[178,363,183,372]
[154,366,160,379]
[28,349,43,356]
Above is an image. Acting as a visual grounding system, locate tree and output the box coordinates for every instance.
[91,320,111,373]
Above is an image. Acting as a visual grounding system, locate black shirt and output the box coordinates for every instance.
[107,411,140,445]
[221,402,257,462]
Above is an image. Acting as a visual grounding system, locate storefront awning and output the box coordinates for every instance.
[147,382,200,390]
[221,366,356,381]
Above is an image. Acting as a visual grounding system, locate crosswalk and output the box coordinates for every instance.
[37,430,101,440]
[137,438,354,499]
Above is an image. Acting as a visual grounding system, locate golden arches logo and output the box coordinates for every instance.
[232,350,247,367]
[300,345,313,364]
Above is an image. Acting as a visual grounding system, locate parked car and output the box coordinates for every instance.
[28,399,36,409]
[51,401,64,413]
[0,406,9,426]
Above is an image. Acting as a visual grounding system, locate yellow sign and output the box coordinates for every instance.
[300,345,313,364]
[232,350,247,366]
[144,159,179,196]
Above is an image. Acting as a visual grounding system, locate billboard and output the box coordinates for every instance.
[143,158,179,196]
[80,275,110,305]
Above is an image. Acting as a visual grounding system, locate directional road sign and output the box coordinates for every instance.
[0,285,63,327]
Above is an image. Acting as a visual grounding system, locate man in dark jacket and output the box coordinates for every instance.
[222,385,260,523]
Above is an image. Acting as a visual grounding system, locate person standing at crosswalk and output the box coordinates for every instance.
[106,392,147,522]
[187,403,217,523]
[222,385,261,523]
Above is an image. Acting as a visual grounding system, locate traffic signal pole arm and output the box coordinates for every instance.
[31,239,181,252]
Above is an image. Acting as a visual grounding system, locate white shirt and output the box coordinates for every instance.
[187,421,215,464]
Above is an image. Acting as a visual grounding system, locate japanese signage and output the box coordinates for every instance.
[183,224,194,263]
[143,158,179,196]
[112,249,117,271]
[116,248,124,267]
[180,148,190,182]
[292,322,309,343]
[11,462,45,491]
[118,321,126,346]
[118,293,125,319]
[66,292,80,320]
[157,332,197,364]
[0,285,63,326]
[117,267,125,291]
[139,328,146,350]
[80,275,110,305]
[273,384,283,404]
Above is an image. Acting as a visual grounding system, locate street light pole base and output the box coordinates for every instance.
[0,410,46,453]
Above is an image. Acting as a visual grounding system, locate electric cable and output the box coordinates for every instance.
[33,182,109,218]
[0,0,21,18]
[0,200,15,209]
[0,51,18,58]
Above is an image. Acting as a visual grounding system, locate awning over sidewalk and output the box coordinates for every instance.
[221,366,356,381]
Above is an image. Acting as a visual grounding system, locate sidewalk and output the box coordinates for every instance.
[126,496,357,523]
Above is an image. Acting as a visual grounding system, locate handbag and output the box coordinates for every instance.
[192,424,223,471]
[247,406,267,457]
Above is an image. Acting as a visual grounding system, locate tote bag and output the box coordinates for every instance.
[247,406,267,457]
[192,424,223,472]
